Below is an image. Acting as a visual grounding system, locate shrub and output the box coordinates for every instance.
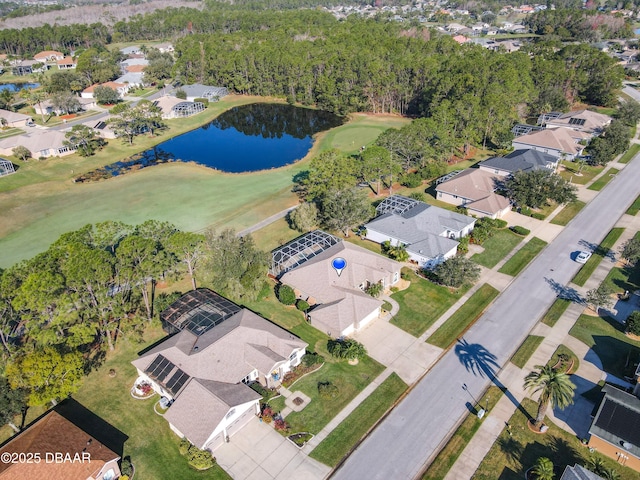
[532,213,546,220]
[296,299,310,312]
[400,172,422,188]
[520,206,532,217]
[302,352,324,367]
[626,311,640,335]
[409,192,426,202]
[175,88,187,99]
[457,235,469,254]
[318,381,340,399]
[365,282,383,298]
[494,219,508,229]
[277,284,296,305]
[401,270,411,280]
[179,438,191,456]
[187,446,215,470]
[193,97,208,105]
[510,225,530,236]
[120,457,133,476]
[327,338,367,360]
[273,416,290,431]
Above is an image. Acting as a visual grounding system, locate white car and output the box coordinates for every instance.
[576,251,592,264]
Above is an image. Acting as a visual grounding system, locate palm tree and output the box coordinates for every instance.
[524,365,575,429]
[530,457,554,480]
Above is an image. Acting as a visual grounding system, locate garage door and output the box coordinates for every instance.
[226,407,255,439]
[206,432,225,452]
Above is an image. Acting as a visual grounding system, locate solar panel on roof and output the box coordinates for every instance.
[145,354,175,382]
[568,117,586,126]
[166,369,190,395]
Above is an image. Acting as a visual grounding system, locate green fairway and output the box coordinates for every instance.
[0,102,408,268]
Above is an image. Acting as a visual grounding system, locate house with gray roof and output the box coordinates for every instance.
[131,289,307,451]
[272,231,400,337]
[178,84,229,102]
[587,384,640,472]
[559,464,604,480]
[478,149,559,177]
[364,195,476,269]
[542,109,612,135]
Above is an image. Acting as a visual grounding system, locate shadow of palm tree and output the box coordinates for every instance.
[455,338,532,421]
[497,435,524,467]
[547,436,582,468]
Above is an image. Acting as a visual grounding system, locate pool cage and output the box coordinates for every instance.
[172,101,205,118]
[269,230,342,278]
[0,158,15,177]
[375,195,420,216]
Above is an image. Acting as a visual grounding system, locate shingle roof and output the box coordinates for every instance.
[480,149,557,174]
[513,127,584,155]
[559,464,605,480]
[0,108,31,124]
[308,290,382,334]
[0,130,68,154]
[546,109,612,133]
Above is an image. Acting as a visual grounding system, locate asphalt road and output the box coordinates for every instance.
[332,156,640,480]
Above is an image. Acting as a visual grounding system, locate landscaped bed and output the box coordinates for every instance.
[546,344,579,374]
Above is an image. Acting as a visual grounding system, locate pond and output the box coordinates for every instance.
[0,83,40,92]
[89,103,343,179]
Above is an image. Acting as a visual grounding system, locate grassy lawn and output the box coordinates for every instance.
[309,373,407,467]
[343,234,384,255]
[558,161,603,185]
[550,200,586,226]
[0,100,408,268]
[569,314,640,379]
[0,127,24,139]
[619,143,640,164]
[540,298,572,327]
[587,167,620,191]
[498,237,547,276]
[391,269,469,337]
[471,229,523,268]
[602,258,640,295]
[473,398,638,480]
[510,335,544,368]
[626,193,640,216]
[249,217,300,252]
[572,228,624,287]
[71,325,232,480]
[421,387,503,480]
[427,284,500,349]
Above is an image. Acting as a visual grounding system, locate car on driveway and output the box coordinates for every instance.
[576,251,592,264]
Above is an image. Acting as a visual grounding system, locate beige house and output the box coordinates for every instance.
[56,56,77,70]
[132,289,307,451]
[153,95,205,119]
[34,97,96,116]
[0,130,75,158]
[512,127,588,160]
[0,409,121,480]
[0,108,33,128]
[542,109,612,135]
[435,169,511,219]
[33,50,64,62]
[273,231,401,337]
[81,82,130,99]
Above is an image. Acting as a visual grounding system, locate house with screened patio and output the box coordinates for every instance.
[131,289,307,451]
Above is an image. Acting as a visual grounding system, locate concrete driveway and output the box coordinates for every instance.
[214,417,330,480]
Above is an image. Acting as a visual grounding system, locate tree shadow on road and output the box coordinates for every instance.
[455,338,533,422]
[544,277,584,304]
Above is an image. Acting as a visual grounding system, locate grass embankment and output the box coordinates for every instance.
[572,228,624,287]
[472,230,523,268]
[473,398,638,480]
[391,269,469,337]
[427,284,500,349]
[499,237,547,276]
[587,168,619,191]
[550,201,586,226]
[309,373,408,467]
[421,387,503,480]
[510,335,544,368]
[619,143,640,164]
[540,298,572,327]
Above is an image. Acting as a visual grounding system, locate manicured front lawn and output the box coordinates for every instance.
[572,227,624,287]
[558,161,602,185]
[569,314,640,380]
[540,298,571,327]
[602,257,640,295]
[427,284,500,349]
[309,373,407,467]
[422,387,503,480]
[472,230,522,268]
[391,269,468,337]
[72,326,232,480]
[272,356,385,435]
[626,193,640,216]
[619,143,640,164]
[587,167,619,191]
[550,200,586,226]
[473,398,638,480]
[498,237,547,276]
[510,335,544,369]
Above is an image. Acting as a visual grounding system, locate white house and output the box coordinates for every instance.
[82,82,130,99]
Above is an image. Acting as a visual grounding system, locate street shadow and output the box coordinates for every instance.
[578,239,616,262]
[455,338,532,421]
[544,277,584,303]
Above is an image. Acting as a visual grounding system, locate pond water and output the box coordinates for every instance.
[103,103,343,176]
[0,83,39,92]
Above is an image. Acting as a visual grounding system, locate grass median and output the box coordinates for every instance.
[550,200,586,226]
[427,284,500,349]
[498,237,547,276]
[619,143,640,164]
[540,298,572,327]
[510,335,544,368]
[587,167,619,191]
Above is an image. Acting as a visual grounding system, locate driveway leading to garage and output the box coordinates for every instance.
[214,417,330,480]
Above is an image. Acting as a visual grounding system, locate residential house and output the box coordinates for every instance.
[34,97,96,116]
[56,56,77,70]
[178,84,229,102]
[153,96,205,119]
[82,118,117,139]
[365,195,476,268]
[559,464,604,480]
[81,82,130,99]
[114,72,144,90]
[120,58,149,75]
[452,35,469,44]
[120,46,142,56]
[131,289,307,451]
[445,22,466,32]
[512,127,588,160]
[34,50,64,63]
[11,60,47,76]
[124,64,146,74]
[587,384,640,472]
[542,109,612,136]
[155,43,174,53]
[478,149,559,177]
[0,108,33,128]
[0,130,76,158]
[272,232,400,337]
[0,407,122,480]
[435,169,511,219]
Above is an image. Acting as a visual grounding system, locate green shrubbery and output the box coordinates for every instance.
[626,311,640,336]
[400,172,422,188]
[510,225,531,236]
[318,381,340,399]
[296,299,310,311]
[178,439,216,470]
[277,284,296,305]
[327,338,367,360]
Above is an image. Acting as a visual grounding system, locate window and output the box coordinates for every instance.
[103,469,115,480]
[226,408,236,420]
[289,351,298,362]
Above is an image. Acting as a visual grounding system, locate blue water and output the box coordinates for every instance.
[0,83,39,92]
[105,103,343,175]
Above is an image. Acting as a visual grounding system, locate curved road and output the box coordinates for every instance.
[333,154,640,479]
